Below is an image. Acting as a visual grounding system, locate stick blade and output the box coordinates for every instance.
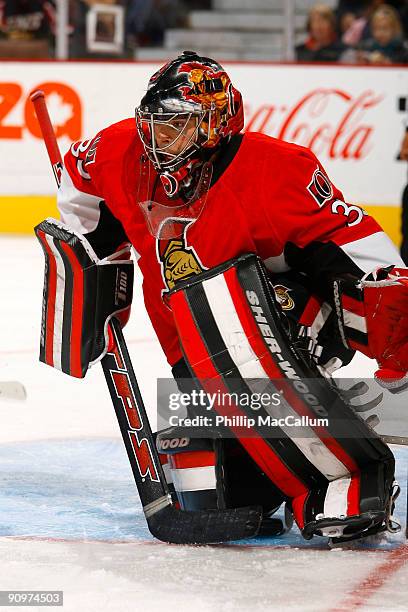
[148,505,262,544]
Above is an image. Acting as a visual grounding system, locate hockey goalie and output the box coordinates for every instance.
[36,51,408,545]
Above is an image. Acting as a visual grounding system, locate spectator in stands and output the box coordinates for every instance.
[337,0,371,20]
[356,4,408,63]
[338,1,378,46]
[337,1,378,34]
[296,3,348,62]
[0,0,55,57]
[339,1,408,46]
[336,1,406,24]
[341,11,367,46]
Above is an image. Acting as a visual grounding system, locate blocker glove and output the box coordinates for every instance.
[334,266,408,393]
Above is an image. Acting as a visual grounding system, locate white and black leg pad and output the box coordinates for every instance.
[35,218,133,378]
[166,253,395,537]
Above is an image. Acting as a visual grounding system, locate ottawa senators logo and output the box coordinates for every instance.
[157,221,206,291]
[307,167,333,208]
[273,285,295,311]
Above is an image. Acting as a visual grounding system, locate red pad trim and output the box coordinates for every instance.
[341,294,366,318]
[292,492,309,530]
[347,473,361,517]
[170,450,216,470]
[299,294,323,326]
[110,329,124,370]
[223,267,361,517]
[349,339,370,354]
[60,242,84,378]
[158,453,168,466]
[37,230,56,368]
[169,290,309,516]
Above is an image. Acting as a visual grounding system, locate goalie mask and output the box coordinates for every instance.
[135,50,244,207]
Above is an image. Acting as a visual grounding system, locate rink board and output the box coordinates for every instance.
[0,196,402,249]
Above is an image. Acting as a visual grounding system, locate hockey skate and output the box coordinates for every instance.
[302,481,402,547]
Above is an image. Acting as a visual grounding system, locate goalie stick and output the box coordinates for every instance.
[30,89,262,544]
[103,317,262,543]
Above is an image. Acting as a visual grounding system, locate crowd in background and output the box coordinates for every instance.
[68,1,190,58]
[296,1,408,63]
[0,1,211,57]
[0,1,56,57]
[0,0,407,62]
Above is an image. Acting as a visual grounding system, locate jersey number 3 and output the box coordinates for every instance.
[331,199,365,227]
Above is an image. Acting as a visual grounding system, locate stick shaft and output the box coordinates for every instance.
[30,90,63,186]
[30,90,169,518]
[102,317,170,511]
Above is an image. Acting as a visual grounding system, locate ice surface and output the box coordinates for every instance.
[1,236,407,611]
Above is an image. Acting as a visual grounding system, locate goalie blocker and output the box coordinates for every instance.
[164,254,399,543]
[35,218,133,378]
[334,266,408,393]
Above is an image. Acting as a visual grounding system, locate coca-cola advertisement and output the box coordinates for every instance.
[0,61,406,235]
[244,89,379,162]
[231,64,407,209]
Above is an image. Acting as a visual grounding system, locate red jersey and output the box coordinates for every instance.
[58,118,403,366]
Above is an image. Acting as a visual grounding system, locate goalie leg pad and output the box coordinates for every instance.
[35,218,133,378]
[156,429,286,516]
[167,254,396,535]
[156,429,221,511]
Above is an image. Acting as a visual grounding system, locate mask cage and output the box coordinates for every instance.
[136,110,211,171]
